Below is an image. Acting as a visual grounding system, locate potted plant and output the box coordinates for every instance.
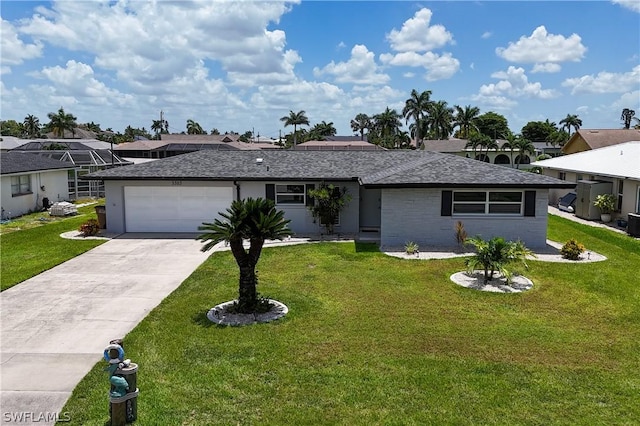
[593,193,616,223]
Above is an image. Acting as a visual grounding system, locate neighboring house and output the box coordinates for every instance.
[113,134,267,159]
[562,129,640,154]
[294,139,384,151]
[87,150,572,249]
[1,152,75,218]
[12,139,132,199]
[0,136,28,152]
[532,141,640,219]
[422,139,538,168]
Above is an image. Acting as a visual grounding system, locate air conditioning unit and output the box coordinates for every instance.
[628,213,640,237]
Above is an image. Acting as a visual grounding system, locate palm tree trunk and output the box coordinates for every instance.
[238,264,258,312]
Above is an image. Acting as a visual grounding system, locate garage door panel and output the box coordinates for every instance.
[124,186,233,232]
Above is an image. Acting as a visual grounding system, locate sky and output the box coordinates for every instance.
[1,0,639,139]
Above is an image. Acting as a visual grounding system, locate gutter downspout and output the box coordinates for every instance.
[233,181,240,201]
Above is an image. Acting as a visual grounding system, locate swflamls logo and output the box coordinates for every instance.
[2,411,71,423]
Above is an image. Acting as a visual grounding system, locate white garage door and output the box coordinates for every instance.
[124,186,233,232]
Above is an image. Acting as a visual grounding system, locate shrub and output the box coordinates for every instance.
[561,239,585,260]
[454,221,467,246]
[79,218,100,237]
[465,236,535,284]
[593,194,616,214]
[404,241,419,254]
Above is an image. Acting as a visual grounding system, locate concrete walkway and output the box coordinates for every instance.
[0,234,210,425]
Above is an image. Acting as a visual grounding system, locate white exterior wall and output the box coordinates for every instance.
[104,179,360,235]
[1,170,69,218]
[239,180,360,235]
[380,188,549,249]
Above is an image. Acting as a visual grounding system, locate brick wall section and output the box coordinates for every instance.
[380,188,549,249]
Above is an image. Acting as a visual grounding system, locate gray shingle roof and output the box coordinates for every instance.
[1,152,75,175]
[85,150,573,188]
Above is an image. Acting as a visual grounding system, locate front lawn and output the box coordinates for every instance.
[61,216,640,424]
[0,202,107,290]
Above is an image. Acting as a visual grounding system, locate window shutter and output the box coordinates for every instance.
[306,184,315,206]
[266,184,275,201]
[524,190,536,217]
[441,190,452,216]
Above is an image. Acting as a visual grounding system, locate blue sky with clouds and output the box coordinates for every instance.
[1,1,639,139]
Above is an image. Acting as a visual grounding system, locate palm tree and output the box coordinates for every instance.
[280,110,310,146]
[621,108,636,129]
[558,114,582,136]
[465,236,534,284]
[186,119,204,135]
[197,198,293,313]
[402,89,432,148]
[23,114,40,138]
[350,113,371,140]
[308,121,337,140]
[502,133,520,167]
[453,105,480,139]
[46,107,77,138]
[482,138,499,163]
[374,107,403,139]
[513,137,535,169]
[426,100,453,140]
[151,119,169,139]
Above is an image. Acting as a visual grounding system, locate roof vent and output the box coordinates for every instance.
[256,158,263,164]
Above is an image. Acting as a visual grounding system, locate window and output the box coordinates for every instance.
[11,175,31,196]
[453,191,523,215]
[558,172,566,180]
[618,179,624,212]
[275,184,305,204]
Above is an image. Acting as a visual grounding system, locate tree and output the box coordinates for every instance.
[350,113,372,140]
[307,183,352,234]
[186,119,205,135]
[425,100,453,140]
[558,114,582,136]
[307,121,337,141]
[475,111,509,140]
[512,137,535,168]
[521,120,557,143]
[502,133,520,167]
[466,132,492,161]
[22,115,41,138]
[402,89,432,148]
[373,107,403,139]
[621,108,636,129]
[197,198,293,313]
[280,110,309,146]
[151,120,169,139]
[1,120,23,137]
[46,107,77,138]
[210,128,221,135]
[453,105,480,139]
[465,236,534,284]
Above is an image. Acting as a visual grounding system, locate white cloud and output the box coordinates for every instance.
[612,0,640,12]
[379,51,459,81]
[314,45,389,85]
[531,63,562,73]
[481,31,492,39]
[18,1,299,91]
[386,8,453,52]
[562,65,640,94]
[0,19,43,73]
[471,66,558,108]
[496,26,586,72]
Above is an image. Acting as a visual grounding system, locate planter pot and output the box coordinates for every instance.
[600,213,612,223]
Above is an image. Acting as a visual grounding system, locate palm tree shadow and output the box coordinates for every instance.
[191,310,225,328]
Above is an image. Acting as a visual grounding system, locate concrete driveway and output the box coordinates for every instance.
[1,234,210,425]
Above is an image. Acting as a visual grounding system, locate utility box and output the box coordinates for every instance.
[575,180,613,220]
[628,213,640,237]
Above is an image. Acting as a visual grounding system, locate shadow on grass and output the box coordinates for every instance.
[354,242,380,253]
[191,310,225,328]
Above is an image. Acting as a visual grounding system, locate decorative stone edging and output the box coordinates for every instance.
[450,270,533,293]
[207,299,289,326]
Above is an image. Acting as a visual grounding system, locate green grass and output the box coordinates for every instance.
[0,202,107,290]
[59,215,640,425]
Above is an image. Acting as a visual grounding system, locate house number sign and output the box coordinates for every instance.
[171,181,182,186]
